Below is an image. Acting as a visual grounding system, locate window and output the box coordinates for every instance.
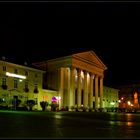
[25,71,28,76]
[34,84,38,93]
[35,73,38,78]
[3,66,6,71]
[2,78,6,85]
[14,80,18,89]
[34,98,38,105]
[24,97,28,102]
[24,81,29,92]
[14,69,18,74]
[2,78,7,90]
[25,81,28,88]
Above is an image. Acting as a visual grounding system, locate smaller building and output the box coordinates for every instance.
[103,86,119,110]
[0,59,58,111]
[117,84,140,109]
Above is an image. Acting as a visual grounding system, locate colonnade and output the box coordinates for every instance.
[59,67,103,110]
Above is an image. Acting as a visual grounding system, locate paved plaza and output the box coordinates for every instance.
[0,110,140,139]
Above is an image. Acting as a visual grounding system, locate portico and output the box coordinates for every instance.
[33,51,107,110]
[59,67,105,110]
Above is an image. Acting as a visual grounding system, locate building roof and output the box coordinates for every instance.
[33,50,107,71]
[0,59,45,73]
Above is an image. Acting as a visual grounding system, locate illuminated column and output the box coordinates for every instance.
[84,71,88,108]
[100,76,103,108]
[95,75,98,109]
[59,67,64,110]
[77,68,82,107]
[89,73,94,108]
[69,67,75,110]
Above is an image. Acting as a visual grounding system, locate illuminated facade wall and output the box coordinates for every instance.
[0,60,57,110]
[103,86,119,108]
[33,51,108,110]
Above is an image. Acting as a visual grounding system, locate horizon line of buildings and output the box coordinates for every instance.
[0,51,121,111]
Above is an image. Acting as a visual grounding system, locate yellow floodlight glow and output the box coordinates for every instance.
[110,102,115,105]
[6,72,26,79]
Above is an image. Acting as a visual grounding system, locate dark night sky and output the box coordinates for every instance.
[0,1,140,87]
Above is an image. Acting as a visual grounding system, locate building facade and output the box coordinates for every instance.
[1,51,121,111]
[33,51,107,110]
[103,86,119,109]
[0,60,58,110]
[117,84,140,109]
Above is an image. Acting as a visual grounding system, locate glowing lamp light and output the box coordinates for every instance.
[110,102,115,105]
[6,72,26,79]
[128,101,131,105]
[52,96,57,102]
[52,96,61,102]
[43,96,48,101]
[56,96,61,100]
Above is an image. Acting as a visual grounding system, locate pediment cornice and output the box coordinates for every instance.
[72,51,107,70]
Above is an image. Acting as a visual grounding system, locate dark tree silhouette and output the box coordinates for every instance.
[40,101,48,111]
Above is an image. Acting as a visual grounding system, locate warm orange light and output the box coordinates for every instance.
[43,96,48,101]
[128,101,131,105]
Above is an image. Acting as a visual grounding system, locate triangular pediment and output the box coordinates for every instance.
[72,51,107,70]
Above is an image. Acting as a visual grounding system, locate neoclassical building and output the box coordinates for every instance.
[33,51,107,110]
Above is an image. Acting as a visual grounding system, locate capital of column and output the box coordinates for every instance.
[95,74,98,79]
[76,68,82,76]
[89,72,94,79]
[99,75,104,79]
[83,70,88,76]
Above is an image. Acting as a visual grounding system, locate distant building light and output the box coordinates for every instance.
[128,101,131,105]
[110,102,115,105]
[6,72,26,79]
